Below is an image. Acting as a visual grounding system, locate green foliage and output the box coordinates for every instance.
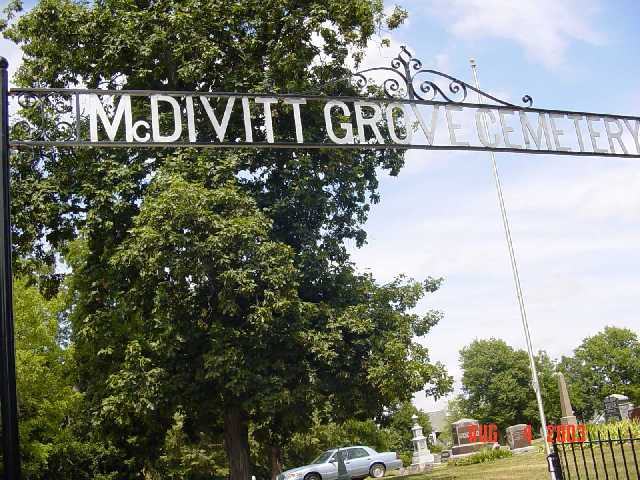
[385,6,408,29]
[428,444,443,454]
[438,397,466,446]
[586,419,640,441]
[44,431,121,480]
[152,411,228,480]
[284,418,391,468]
[66,160,303,475]
[282,404,431,469]
[449,448,512,466]
[12,277,76,478]
[458,339,561,434]
[378,402,432,462]
[3,1,451,478]
[9,277,121,479]
[559,327,640,420]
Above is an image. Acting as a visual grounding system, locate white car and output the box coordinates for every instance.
[278,446,403,480]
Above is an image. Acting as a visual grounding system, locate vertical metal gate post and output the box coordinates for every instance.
[0,57,21,480]
[548,441,564,480]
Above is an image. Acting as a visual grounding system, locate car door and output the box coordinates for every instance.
[319,452,339,480]
[345,448,371,477]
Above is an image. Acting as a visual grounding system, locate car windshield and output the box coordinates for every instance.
[311,451,334,464]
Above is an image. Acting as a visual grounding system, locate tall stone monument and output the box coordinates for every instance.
[558,373,577,425]
[410,415,434,467]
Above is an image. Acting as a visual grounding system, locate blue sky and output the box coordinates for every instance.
[351,0,640,411]
[2,0,639,413]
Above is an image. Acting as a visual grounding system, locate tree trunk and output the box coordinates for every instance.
[224,405,251,480]
[270,445,283,480]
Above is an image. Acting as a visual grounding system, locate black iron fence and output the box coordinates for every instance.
[551,426,640,480]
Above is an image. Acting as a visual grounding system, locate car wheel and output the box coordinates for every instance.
[305,473,321,480]
[369,463,386,478]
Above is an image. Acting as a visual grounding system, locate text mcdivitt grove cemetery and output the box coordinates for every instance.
[29,92,640,157]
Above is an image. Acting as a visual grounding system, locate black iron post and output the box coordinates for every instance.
[548,443,564,480]
[336,449,351,480]
[0,56,20,480]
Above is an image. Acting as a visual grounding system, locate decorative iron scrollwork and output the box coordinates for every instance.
[10,91,79,142]
[354,46,533,107]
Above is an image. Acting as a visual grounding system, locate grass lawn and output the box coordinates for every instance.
[388,441,640,480]
[415,450,549,480]
[555,441,640,479]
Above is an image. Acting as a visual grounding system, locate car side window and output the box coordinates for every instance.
[336,449,350,460]
[349,448,369,459]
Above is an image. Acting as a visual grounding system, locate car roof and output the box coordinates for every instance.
[327,446,370,452]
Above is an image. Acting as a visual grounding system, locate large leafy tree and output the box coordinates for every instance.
[75,157,304,479]
[458,339,561,434]
[3,1,452,478]
[559,327,640,421]
[62,156,451,479]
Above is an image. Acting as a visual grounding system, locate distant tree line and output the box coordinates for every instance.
[452,327,640,436]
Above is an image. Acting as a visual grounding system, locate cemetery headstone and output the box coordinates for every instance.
[505,424,536,453]
[505,424,531,450]
[452,419,479,446]
[619,401,633,419]
[604,394,631,421]
[450,419,499,457]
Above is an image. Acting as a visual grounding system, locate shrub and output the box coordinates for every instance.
[429,444,444,454]
[449,448,512,466]
[586,419,640,441]
[398,451,412,467]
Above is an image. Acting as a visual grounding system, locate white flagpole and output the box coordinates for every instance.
[469,59,556,478]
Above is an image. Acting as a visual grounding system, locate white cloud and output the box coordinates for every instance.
[0,38,23,86]
[424,0,605,69]
[434,52,450,73]
[350,151,640,411]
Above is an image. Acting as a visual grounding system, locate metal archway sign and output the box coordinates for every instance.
[7,47,640,157]
[1,47,640,478]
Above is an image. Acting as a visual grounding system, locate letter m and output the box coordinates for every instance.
[89,94,133,142]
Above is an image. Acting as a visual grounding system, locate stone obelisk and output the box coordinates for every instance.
[558,373,577,425]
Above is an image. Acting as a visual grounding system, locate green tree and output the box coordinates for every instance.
[281,402,431,470]
[252,273,450,478]
[3,1,453,478]
[437,397,466,446]
[458,339,560,435]
[559,327,640,421]
[10,277,74,477]
[378,401,432,465]
[9,277,122,480]
[65,159,304,479]
[63,156,451,479]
